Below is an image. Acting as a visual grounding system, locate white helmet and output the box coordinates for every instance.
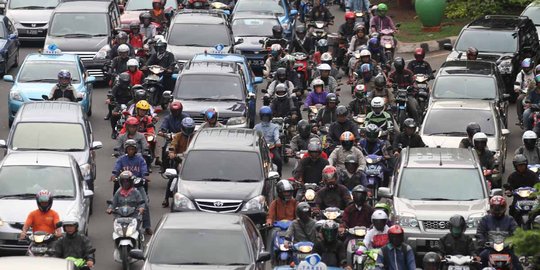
[312,78,324,87]
[472,132,488,147]
[127,58,139,67]
[360,49,371,58]
[523,130,537,141]
[118,44,130,53]
[371,210,388,221]
[321,52,333,62]
[371,97,385,108]
[270,44,282,51]
[317,63,332,71]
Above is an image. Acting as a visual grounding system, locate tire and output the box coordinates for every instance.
[121,245,130,270]
[13,49,19,68]
[86,99,92,117]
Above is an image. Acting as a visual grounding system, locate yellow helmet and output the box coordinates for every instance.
[136,100,151,110]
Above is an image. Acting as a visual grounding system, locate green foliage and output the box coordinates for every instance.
[506,227,540,256]
[444,0,537,19]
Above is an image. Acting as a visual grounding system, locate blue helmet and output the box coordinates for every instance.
[181,117,195,136]
[204,107,218,121]
[522,58,533,68]
[368,37,379,48]
[259,106,272,120]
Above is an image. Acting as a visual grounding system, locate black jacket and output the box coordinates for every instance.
[54,233,95,262]
[316,107,337,126]
[111,56,129,76]
[111,84,132,105]
[108,43,135,60]
[307,6,333,22]
[504,170,539,191]
[406,60,433,76]
[315,184,352,210]
[476,149,495,170]
[392,133,425,150]
[438,233,476,256]
[271,97,297,118]
[338,23,354,39]
[314,240,347,267]
[145,51,176,70]
[329,120,360,145]
[295,157,329,184]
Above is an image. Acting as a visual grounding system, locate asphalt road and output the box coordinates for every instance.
[0,6,524,270]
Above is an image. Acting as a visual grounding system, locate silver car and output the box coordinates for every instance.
[378,147,494,254]
[0,152,93,253]
[3,0,60,41]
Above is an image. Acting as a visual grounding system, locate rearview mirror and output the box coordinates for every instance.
[501,129,510,136]
[86,76,96,84]
[91,141,103,150]
[164,168,178,179]
[0,139,6,149]
[257,251,271,262]
[443,43,453,51]
[129,249,145,260]
[8,33,16,40]
[83,189,94,198]
[378,187,392,198]
[290,9,298,17]
[253,77,263,84]
[3,75,13,82]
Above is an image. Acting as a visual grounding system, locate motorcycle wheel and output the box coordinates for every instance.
[121,245,130,270]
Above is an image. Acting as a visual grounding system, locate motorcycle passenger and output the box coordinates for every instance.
[271,84,300,121]
[115,117,149,157]
[109,73,133,138]
[139,12,157,40]
[368,37,385,64]
[314,220,348,268]
[365,97,395,134]
[392,118,425,155]
[476,196,519,269]
[294,139,330,187]
[516,58,536,125]
[264,44,284,78]
[126,58,144,86]
[120,100,155,136]
[504,154,539,225]
[329,106,361,144]
[341,185,373,231]
[369,3,397,34]
[472,132,496,173]
[48,70,80,102]
[515,130,540,164]
[150,0,168,26]
[422,253,442,270]
[364,210,390,249]
[129,23,144,49]
[316,92,338,126]
[369,74,395,106]
[313,63,339,93]
[304,78,329,107]
[466,47,478,60]
[267,67,296,98]
[266,180,298,252]
[376,225,416,270]
[389,57,420,123]
[144,41,176,91]
[438,215,477,257]
[338,155,368,190]
[459,122,481,148]
[20,190,62,240]
[290,120,320,152]
[109,31,134,60]
[329,131,366,172]
[110,44,131,77]
[315,165,353,211]
[348,25,369,55]
[285,202,318,243]
[406,48,434,78]
[254,106,283,176]
[54,219,95,269]
[199,107,224,129]
[349,84,369,115]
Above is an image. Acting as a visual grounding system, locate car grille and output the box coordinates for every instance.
[87,68,104,78]
[477,54,500,62]
[422,220,449,230]
[77,52,96,62]
[190,115,228,125]
[194,199,243,213]
[20,23,47,28]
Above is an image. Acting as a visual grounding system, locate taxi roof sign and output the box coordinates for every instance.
[43,44,62,55]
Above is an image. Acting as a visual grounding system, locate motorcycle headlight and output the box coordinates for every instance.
[125,218,137,237]
[226,117,247,126]
[384,43,392,49]
[241,195,266,212]
[279,243,289,251]
[79,163,92,178]
[498,59,513,74]
[33,234,46,243]
[467,212,485,228]
[9,91,23,102]
[323,210,340,220]
[517,190,533,198]
[173,193,196,210]
[147,135,155,142]
[494,242,504,252]
[396,213,418,228]
[366,157,373,163]
[305,189,316,201]
[297,245,313,253]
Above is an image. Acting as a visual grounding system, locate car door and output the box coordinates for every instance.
[4,17,17,68]
[75,166,90,229]
[493,72,508,127]
[244,219,266,269]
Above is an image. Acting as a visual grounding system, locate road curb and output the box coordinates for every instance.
[396,36,458,53]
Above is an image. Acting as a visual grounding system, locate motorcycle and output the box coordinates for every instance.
[413,74,430,121]
[308,21,329,44]
[271,220,293,265]
[25,231,55,256]
[302,183,320,208]
[443,255,478,270]
[292,52,311,92]
[486,234,513,270]
[365,154,385,205]
[379,29,396,65]
[108,203,144,270]
[143,65,170,109]
[345,226,367,267]
[353,247,380,270]
[393,86,409,128]
[308,104,324,124]
[510,187,538,228]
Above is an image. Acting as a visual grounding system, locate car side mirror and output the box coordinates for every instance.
[3,75,13,82]
[129,249,145,260]
[443,43,453,51]
[83,189,94,198]
[290,9,298,17]
[42,95,50,100]
[91,141,103,150]
[0,139,6,149]
[164,168,178,179]
[490,188,503,197]
[501,129,510,136]
[235,37,244,45]
[8,33,16,40]
[86,76,96,84]
[254,77,263,84]
[256,251,271,262]
[378,187,391,198]
[0,0,6,9]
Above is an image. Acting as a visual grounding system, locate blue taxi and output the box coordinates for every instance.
[4,48,96,126]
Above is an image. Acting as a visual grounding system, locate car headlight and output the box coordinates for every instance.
[0,217,4,227]
[79,163,92,178]
[9,91,23,102]
[241,195,266,212]
[467,212,485,228]
[498,59,513,74]
[396,213,418,228]
[173,192,196,210]
[226,117,247,126]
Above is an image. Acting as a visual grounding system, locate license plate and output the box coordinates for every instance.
[250,60,265,66]
[427,240,439,248]
[26,29,39,35]
[297,253,309,261]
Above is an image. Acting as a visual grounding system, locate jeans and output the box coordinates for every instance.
[137,186,151,229]
[524,108,534,130]
[271,147,283,176]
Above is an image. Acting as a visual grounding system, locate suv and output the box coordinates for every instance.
[521,2,540,39]
[378,147,493,254]
[173,61,254,128]
[168,128,279,226]
[430,60,510,127]
[44,0,121,80]
[3,0,60,41]
[444,15,540,94]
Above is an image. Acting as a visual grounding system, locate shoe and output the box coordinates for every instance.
[145,228,153,235]
[104,115,110,120]
[162,200,169,208]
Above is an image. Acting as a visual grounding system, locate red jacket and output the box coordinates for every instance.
[120,115,155,135]
[341,203,374,228]
[129,34,144,49]
[128,70,144,86]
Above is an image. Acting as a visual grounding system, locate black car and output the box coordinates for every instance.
[167,128,279,226]
[0,15,19,75]
[129,212,271,269]
[444,15,540,95]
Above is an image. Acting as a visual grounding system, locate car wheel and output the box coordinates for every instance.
[87,101,92,117]
[13,49,19,68]
[8,119,12,128]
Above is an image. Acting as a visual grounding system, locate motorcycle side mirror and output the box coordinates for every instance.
[164,168,178,179]
[83,189,94,198]
[106,200,113,205]
[77,97,83,102]
[257,251,271,262]
[253,77,263,84]
[490,188,503,197]
[501,129,510,136]
[443,43,453,51]
[378,187,391,198]
[41,95,49,100]
[129,249,145,260]
[91,141,103,150]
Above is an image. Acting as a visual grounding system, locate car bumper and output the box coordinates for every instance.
[404,227,476,254]
[0,226,28,253]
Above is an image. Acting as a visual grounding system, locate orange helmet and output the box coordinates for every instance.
[126,116,140,126]
[340,131,356,142]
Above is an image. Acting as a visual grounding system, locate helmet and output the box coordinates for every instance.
[522,58,533,68]
[345,154,358,165]
[388,225,404,246]
[125,116,140,126]
[377,3,388,16]
[321,52,333,63]
[523,130,538,149]
[414,47,425,61]
[345,11,355,21]
[155,41,167,53]
[322,165,337,181]
[513,154,528,168]
[307,139,322,152]
[36,190,53,212]
[371,209,389,231]
[317,63,331,71]
[272,24,283,37]
[423,252,442,270]
[204,107,219,121]
[351,184,367,205]
[118,170,134,189]
[336,105,348,116]
[130,22,140,31]
[140,12,152,22]
[448,214,466,237]
[181,117,195,136]
[472,132,488,148]
[466,47,478,60]
[374,74,386,88]
[466,122,481,138]
[58,70,72,86]
[118,44,130,53]
[375,202,392,216]
[124,139,138,152]
[259,106,272,121]
[403,118,417,129]
[127,58,139,67]
[133,87,147,101]
[270,44,282,52]
[312,78,325,90]
[340,131,355,151]
[365,123,380,142]
[326,93,338,104]
[61,218,79,234]
[276,67,287,81]
[535,64,540,74]
[116,31,128,41]
[489,195,507,218]
[118,72,131,85]
[535,74,540,83]
[136,100,151,111]
[296,202,312,221]
[317,39,329,49]
[297,120,312,139]
[369,37,379,47]
[169,101,183,114]
[277,179,294,202]
[354,24,366,34]
[321,220,339,242]
[296,24,306,35]
[393,57,405,71]
[354,84,366,99]
[371,96,385,109]
[360,49,371,59]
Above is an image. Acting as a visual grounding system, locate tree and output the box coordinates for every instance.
[445,0,539,19]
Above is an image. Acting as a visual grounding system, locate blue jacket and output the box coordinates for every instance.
[475,215,517,247]
[376,244,416,270]
[304,91,329,107]
[112,153,149,178]
[254,122,280,145]
[159,113,190,133]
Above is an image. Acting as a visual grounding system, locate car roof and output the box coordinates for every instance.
[15,102,85,124]
[231,12,280,20]
[190,128,261,151]
[173,11,227,24]
[184,61,239,74]
[438,60,497,76]
[466,15,530,31]
[403,147,478,169]
[25,52,79,62]
[160,212,248,230]
[2,152,73,167]
[55,1,112,13]
[0,256,74,270]
[191,53,247,64]
[429,99,494,111]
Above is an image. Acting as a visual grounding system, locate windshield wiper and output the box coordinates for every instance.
[19,148,64,151]
[61,148,85,152]
[236,179,260,182]
[11,5,47,9]
[61,33,93,38]
[181,97,214,101]
[0,193,37,199]
[226,263,248,265]
[218,98,243,101]
[24,79,57,83]
[176,262,211,265]
[420,198,451,201]
[177,43,205,47]
[53,195,74,199]
[201,178,232,182]
[428,131,467,136]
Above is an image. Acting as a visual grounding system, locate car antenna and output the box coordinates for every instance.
[439,150,443,166]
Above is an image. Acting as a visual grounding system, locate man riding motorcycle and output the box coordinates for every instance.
[369,74,395,106]
[313,63,339,93]
[376,225,417,270]
[266,67,296,99]
[338,155,368,190]
[54,219,95,269]
[359,124,391,159]
[159,101,189,171]
[347,24,369,55]
[20,190,63,240]
[263,25,288,50]
[523,75,540,131]
[388,57,420,123]
[472,132,497,177]
[316,93,339,126]
[515,130,540,164]
[294,139,330,187]
[315,165,353,211]
[364,210,390,249]
[266,179,298,254]
[264,44,284,79]
[109,73,133,138]
[329,106,361,144]
[406,48,434,78]
[115,117,149,158]
[139,12,157,40]
[129,23,144,49]
[126,58,144,86]
[144,41,176,91]
[341,185,373,230]
[504,154,540,226]
[338,12,356,43]
[290,120,320,152]
[255,106,283,175]
[459,122,481,148]
[110,44,131,78]
[516,58,536,125]
[392,118,425,155]
[369,3,397,34]
[365,97,395,135]
[150,0,168,26]
[329,131,366,172]
[438,215,477,257]
[106,171,146,220]
[304,78,329,108]
[306,0,334,24]
[48,70,80,102]
[285,202,318,244]
[315,220,348,268]
[270,83,300,121]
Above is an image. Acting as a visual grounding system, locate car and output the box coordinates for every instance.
[173,61,255,128]
[378,147,494,254]
[444,15,540,95]
[420,100,510,186]
[129,212,270,269]
[119,0,176,32]
[0,151,93,252]
[232,13,283,75]
[0,15,19,75]
[2,0,59,41]
[44,0,121,80]
[430,60,510,127]
[166,10,239,67]
[0,101,102,192]
[232,0,298,39]
[3,51,97,125]
[188,52,263,128]
[168,128,279,226]
[1,256,78,270]
[521,2,540,39]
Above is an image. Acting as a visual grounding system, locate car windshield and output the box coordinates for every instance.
[11,123,86,151]
[181,150,263,181]
[126,0,176,11]
[0,166,75,198]
[522,7,540,25]
[433,76,496,99]
[49,13,109,37]
[232,18,277,37]
[18,61,80,83]
[455,30,517,53]
[235,0,285,15]
[9,0,59,9]
[398,168,484,200]
[423,109,496,136]
[175,74,243,101]
[168,23,229,47]
[149,229,251,265]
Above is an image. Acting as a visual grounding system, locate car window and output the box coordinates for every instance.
[0,165,75,198]
[9,0,59,9]
[423,109,496,136]
[398,168,484,201]
[235,0,285,16]
[181,150,263,181]
[175,74,244,101]
[125,0,176,10]
[244,220,259,254]
[49,13,109,36]
[11,122,87,151]
[18,61,80,83]
[522,6,540,25]
[455,30,517,53]
[433,76,496,99]
[168,23,230,47]
[6,18,14,34]
[232,18,277,37]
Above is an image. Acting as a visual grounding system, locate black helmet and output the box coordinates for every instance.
[466,122,481,138]
[365,123,380,142]
[326,93,338,104]
[403,118,417,129]
[124,139,138,152]
[393,57,405,71]
[466,47,478,60]
[317,39,329,52]
[345,154,358,165]
[276,67,287,81]
[448,214,466,237]
[276,179,294,202]
[321,220,339,242]
[296,202,311,221]
[133,87,147,101]
[513,154,528,168]
[272,25,283,38]
[336,105,348,116]
[116,31,128,41]
[297,120,312,139]
[155,41,167,53]
[423,252,442,270]
[374,74,386,88]
[129,22,140,31]
[118,72,131,86]
[36,190,53,212]
[296,24,306,35]
[139,12,152,22]
[351,184,367,206]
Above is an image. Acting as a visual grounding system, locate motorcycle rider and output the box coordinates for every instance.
[316,93,339,126]
[304,78,329,107]
[48,70,80,102]
[306,0,334,24]
[472,132,496,174]
[338,12,356,46]
[111,139,149,192]
[338,155,368,190]
[369,74,395,106]
[365,97,395,135]
[254,106,283,176]
[348,25,369,55]
[368,37,385,64]
[106,171,145,217]
[466,47,478,60]
[329,131,366,172]
[199,107,224,129]
[459,122,481,148]
[293,24,312,53]
[144,40,176,91]
[329,106,361,144]
[285,202,318,245]
[54,219,95,269]
[315,165,353,211]
[315,220,348,268]
[108,31,134,60]
[438,215,477,257]
[392,118,425,155]
[369,3,397,34]
[364,210,390,249]
[150,0,168,26]
[349,84,369,115]
[359,124,391,159]
[115,117,149,157]
[120,100,155,136]
[110,44,131,78]
[264,44,284,79]
[139,12,157,40]
[126,58,144,86]
[129,23,144,49]
[294,139,330,186]
[313,63,339,93]
[504,154,540,225]
[313,53,342,80]
[515,130,540,164]
[422,253,442,270]
[290,120,320,152]
[109,73,133,138]
[158,101,188,172]
[341,185,373,231]
[20,190,62,240]
[271,84,299,120]
[266,179,298,253]
[266,67,296,99]
[516,58,536,125]
[406,48,434,78]
[523,75,540,131]
[389,57,420,123]
[376,225,416,270]
[263,25,288,49]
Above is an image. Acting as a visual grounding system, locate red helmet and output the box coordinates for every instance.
[126,116,140,126]
[169,101,183,113]
[388,225,405,246]
[322,165,337,181]
[345,11,355,21]
[414,48,425,61]
[388,225,404,235]
[489,195,507,217]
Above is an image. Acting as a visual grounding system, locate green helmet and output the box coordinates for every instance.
[377,3,388,16]
[375,202,392,216]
